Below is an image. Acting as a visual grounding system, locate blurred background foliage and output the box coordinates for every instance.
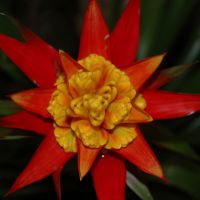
[0,0,200,199]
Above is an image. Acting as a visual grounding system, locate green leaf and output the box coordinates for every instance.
[155,141,199,161]
[148,64,192,89]
[0,100,21,115]
[139,0,199,58]
[177,7,200,63]
[165,164,200,200]
[160,64,192,81]
[142,123,180,142]
[126,171,154,200]
[100,0,123,30]
[180,115,200,145]
[153,0,197,52]
[142,123,200,161]
[0,135,28,140]
[0,128,30,140]
[0,52,30,83]
[0,13,22,39]
[139,0,166,59]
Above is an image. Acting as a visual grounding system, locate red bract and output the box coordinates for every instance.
[0,0,200,200]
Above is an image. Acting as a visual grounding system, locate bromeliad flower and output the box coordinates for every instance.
[0,0,200,199]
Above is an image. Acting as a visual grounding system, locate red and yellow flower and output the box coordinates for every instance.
[0,0,200,199]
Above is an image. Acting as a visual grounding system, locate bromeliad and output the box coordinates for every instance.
[0,0,200,199]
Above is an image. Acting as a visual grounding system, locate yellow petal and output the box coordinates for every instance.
[48,75,72,127]
[54,126,77,152]
[78,54,111,72]
[104,67,136,99]
[105,126,137,149]
[103,97,132,129]
[70,96,88,117]
[116,74,136,99]
[134,94,147,110]
[68,70,101,97]
[71,120,108,148]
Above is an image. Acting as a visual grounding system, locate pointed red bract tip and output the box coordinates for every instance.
[162,175,169,183]
[0,111,52,135]
[115,128,164,179]
[10,88,54,118]
[6,132,74,195]
[110,0,140,67]
[52,166,63,200]
[124,53,166,91]
[17,22,59,58]
[0,34,58,88]
[148,64,191,89]
[77,140,101,180]
[59,50,82,79]
[78,0,110,60]
[122,106,152,124]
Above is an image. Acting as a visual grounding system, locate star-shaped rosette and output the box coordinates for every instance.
[0,0,200,200]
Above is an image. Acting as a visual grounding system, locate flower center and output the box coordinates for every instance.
[70,83,117,127]
[67,55,136,129]
[47,54,150,151]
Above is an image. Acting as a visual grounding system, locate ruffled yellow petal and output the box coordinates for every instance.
[105,67,136,99]
[54,125,77,152]
[105,126,137,149]
[71,120,108,148]
[134,94,147,110]
[47,74,72,127]
[78,54,135,100]
[103,97,132,129]
[70,96,89,118]
[68,70,101,97]
[78,54,113,72]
